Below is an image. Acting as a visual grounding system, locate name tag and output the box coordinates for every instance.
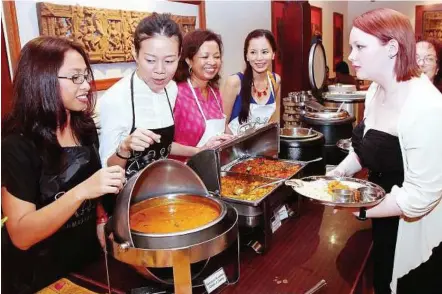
[203,268,228,293]
[271,214,282,233]
[277,205,289,220]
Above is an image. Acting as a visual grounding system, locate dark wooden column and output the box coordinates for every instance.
[272,1,311,126]
[280,1,311,97]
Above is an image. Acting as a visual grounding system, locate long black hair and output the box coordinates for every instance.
[239,29,277,123]
[2,36,97,168]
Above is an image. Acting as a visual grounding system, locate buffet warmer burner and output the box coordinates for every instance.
[187,123,307,253]
[105,159,239,294]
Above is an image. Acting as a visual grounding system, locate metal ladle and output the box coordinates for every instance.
[233,179,285,195]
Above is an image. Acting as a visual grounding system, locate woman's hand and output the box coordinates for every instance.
[120,128,161,153]
[74,166,125,201]
[326,168,345,177]
[200,134,235,150]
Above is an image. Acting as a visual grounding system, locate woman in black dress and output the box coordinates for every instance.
[329,8,442,294]
[1,36,125,294]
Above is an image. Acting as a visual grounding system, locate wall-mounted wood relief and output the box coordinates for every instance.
[37,2,196,64]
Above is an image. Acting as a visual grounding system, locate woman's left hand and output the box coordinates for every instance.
[97,223,106,249]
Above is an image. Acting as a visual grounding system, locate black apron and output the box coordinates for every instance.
[4,142,102,294]
[352,121,403,294]
[125,72,175,178]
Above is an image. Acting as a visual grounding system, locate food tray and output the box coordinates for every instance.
[221,156,305,179]
[286,176,386,207]
[280,127,317,139]
[219,172,283,206]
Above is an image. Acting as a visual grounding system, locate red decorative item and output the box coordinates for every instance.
[253,82,269,98]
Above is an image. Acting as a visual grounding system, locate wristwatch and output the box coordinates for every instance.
[356,207,367,221]
[116,144,131,160]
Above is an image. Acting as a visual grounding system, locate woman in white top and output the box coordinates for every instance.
[99,13,181,178]
[221,29,281,135]
[329,8,442,293]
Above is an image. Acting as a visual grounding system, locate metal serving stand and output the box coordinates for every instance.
[187,123,307,254]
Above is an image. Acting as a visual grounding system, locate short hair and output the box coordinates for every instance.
[133,13,183,55]
[335,61,350,75]
[417,37,442,85]
[174,29,223,87]
[353,8,419,82]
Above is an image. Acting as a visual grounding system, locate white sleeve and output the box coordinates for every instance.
[334,151,363,176]
[98,92,131,167]
[393,103,442,218]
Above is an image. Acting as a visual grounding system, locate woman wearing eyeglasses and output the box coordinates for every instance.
[1,36,125,294]
[416,38,442,92]
[98,13,181,178]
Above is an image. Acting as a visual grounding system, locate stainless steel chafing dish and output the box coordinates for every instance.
[105,159,239,293]
[187,123,307,252]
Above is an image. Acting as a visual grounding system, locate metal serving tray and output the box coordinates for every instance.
[218,171,284,207]
[286,176,386,208]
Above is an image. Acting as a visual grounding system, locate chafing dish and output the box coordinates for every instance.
[187,123,306,253]
[106,159,239,293]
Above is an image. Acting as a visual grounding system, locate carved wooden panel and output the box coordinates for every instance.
[37,2,196,63]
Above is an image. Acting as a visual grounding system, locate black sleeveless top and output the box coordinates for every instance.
[352,120,404,191]
[1,133,102,294]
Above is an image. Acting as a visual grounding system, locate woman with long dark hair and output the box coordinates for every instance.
[222,29,281,135]
[99,13,182,178]
[1,36,125,293]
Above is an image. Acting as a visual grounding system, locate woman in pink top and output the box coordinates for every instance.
[171,29,233,161]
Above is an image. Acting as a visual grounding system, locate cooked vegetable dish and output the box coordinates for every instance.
[221,175,276,201]
[230,158,301,179]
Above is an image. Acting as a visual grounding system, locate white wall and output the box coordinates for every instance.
[205,0,272,81]
[310,1,349,77]
[14,0,199,79]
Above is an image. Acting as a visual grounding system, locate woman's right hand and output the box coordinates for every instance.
[120,128,161,153]
[74,166,126,201]
[201,134,235,150]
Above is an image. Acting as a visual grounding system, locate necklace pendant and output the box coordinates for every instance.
[263,90,267,96]
[258,92,262,98]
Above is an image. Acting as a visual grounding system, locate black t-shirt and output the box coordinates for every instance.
[1,134,102,294]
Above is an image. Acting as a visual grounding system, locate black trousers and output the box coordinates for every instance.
[397,241,442,294]
[372,216,399,294]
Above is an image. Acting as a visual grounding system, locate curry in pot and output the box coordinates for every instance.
[130,198,220,234]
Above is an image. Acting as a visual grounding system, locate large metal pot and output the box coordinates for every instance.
[106,159,239,289]
[279,128,326,176]
[323,92,365,127]
[302,111,355,165]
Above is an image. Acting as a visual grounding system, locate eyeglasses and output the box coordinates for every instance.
[416,55,437,65]
[58,72,92,84]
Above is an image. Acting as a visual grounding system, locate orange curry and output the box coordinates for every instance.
[130,201,219,234]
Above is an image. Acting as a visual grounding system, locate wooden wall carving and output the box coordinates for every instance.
[37,2,196,64]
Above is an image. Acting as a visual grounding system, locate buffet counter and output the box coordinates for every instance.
[67,200,372,294]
